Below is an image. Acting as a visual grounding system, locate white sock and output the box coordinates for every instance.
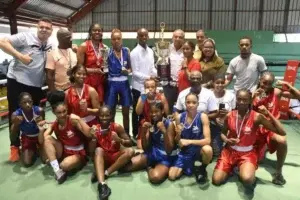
[105,170,109,176]
[101,182,106,185]
[50,160,60,173]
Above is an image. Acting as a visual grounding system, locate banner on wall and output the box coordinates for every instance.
[279,60,300,119]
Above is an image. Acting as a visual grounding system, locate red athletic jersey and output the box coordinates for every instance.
[227,110,258,147]
[95,122,120,153]
[253,88,280,119]
[52,116,83,147]
[143,93,162,122]
[84,40,105,88]
[66,84,91,118]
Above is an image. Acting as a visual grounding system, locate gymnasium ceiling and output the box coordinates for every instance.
[0,0,300,33]
[0,0,102,28]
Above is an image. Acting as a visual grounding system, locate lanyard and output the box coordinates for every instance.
[22,109,36,122]
[114,49,123,67]
[91,42,101,61]
[235,110,249,138]
[75,85,84,100]
[59,49,72,69]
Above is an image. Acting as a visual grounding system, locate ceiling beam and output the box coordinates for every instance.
[68,0,102,25]
[4,0,28,16]
[43,0,77,11]
[16,10,67,24]
[258,0,264,30]
[283,0,291,33]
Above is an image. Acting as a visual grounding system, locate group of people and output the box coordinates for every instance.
[0,17,300,200]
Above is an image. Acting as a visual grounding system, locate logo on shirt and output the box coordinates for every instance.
[268,102,273,109]
[192,126,200,134]
[287,66,297,71]
[244,126,252,134]
[67,130,74,138]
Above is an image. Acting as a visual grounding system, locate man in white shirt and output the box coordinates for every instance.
[131,28,157,138]
[225,36,268,93]
[0,17,53,162]
[163,29,185,112]
[175,71,218,120]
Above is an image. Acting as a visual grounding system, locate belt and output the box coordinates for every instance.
[81,115,96,123]
[64,144,84,151]
[230,145,253,152]
[108,76,128,81]
[24,133,39,137]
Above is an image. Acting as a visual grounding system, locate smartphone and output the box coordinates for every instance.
[219,103,225,110]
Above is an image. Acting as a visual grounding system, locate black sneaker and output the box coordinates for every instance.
[98,183,111,200]
[195,168,208,184]
[272,173,286,185]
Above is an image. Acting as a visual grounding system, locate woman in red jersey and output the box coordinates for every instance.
[135,78,169,149]
[212,88,286,192]
[65,64,100,157]
[91,106,134,200]
[252,72,299,185]
[77,23,108,105]
[178,41,201,93]
[42,91,94,184]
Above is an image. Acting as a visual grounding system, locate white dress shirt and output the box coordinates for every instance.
[131,44,157,92]
[169,43,184,81]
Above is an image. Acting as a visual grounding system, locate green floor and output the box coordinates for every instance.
[0,111,300,200]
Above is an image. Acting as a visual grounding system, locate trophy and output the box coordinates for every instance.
[153,22,171,86]
[100,46,109,73]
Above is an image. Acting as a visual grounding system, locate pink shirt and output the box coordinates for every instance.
[46,48,77,90]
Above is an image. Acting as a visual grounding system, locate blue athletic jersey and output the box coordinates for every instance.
[149,118,176,153]
[15,106,40,136]
[179,112,203,155]
[107,47,130,78]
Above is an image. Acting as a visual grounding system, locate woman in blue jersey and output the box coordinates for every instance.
[10,92,46,167]
[169,92,212,184]
[105,29,132,137]
[121,101,177,184]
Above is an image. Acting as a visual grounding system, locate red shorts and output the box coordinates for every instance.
[104,151,121,167]
[21,135,39,152]
[84,75,104,102]
[215,147,258,174]
[256,127,277,155]
[63,147,87,164]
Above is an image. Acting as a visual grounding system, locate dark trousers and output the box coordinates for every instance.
[131,88,142,138]
[7,78,44,146]
[162,85,178,113]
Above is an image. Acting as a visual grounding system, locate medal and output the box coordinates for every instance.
[96,60,101,66]
[150,126,154,132]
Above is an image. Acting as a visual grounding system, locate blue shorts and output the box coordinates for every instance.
[144,147,177,168]
[105,80,132,107]
[173,147,201,176]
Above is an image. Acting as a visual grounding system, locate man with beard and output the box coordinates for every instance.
[46,28,77,91]
[0,17,53,162]
[131,28,157,140]
[175,71,218,120]
[225,36,268,93]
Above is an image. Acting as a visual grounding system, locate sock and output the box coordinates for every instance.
[105,170,109,176]
[50,160,60,172]
[101,182,106,185]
